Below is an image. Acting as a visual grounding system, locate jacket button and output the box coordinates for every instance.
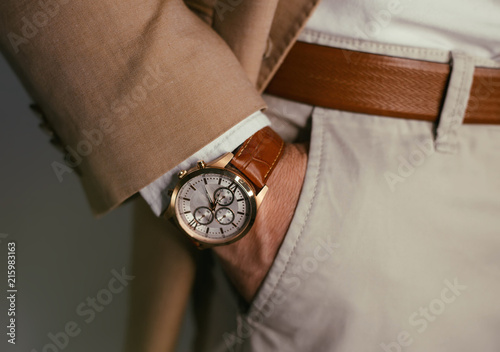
[30,103,82,176]
[29,103,45,120]
[30,104,55,137]
[30,104,65,153]
[38,122,54,137]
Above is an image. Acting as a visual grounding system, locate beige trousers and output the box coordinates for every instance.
[200,32,500,352]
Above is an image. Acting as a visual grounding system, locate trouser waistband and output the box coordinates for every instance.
[265,41,500,125]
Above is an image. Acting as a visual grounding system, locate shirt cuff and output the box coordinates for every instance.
[139,110,271,216]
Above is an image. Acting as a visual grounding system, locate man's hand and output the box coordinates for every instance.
[213,142,308,302]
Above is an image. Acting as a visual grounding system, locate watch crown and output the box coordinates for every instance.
[178,170,187,179]
[197,160,206,169]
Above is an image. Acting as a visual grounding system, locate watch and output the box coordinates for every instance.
[163,127,284,249]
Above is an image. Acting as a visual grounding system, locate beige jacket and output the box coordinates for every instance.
[0,0,320,350]
[0,0,320,215]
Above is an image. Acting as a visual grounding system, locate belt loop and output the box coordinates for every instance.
[435,51,476,153]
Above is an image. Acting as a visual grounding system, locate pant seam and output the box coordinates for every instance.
[254,110,325,315]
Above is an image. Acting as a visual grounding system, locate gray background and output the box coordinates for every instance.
[0,55,191,352]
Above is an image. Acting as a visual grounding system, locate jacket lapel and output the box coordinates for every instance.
[210,0,322,89]
[258,0,322,91]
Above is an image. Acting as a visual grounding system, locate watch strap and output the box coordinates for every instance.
[229,127,284,190]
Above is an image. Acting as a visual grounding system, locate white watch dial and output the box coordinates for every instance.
[174,170,255,243]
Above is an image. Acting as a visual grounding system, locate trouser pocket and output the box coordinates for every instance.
[224,108,333,352]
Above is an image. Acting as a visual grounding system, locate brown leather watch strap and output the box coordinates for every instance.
[230,127,284,190]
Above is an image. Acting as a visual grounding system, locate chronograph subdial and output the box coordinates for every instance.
[194,206,214,225]
[215,207,234,225]
[214,187,234,206]
[173,169,256,244]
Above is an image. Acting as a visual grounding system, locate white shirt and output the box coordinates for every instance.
[140,0,500,216]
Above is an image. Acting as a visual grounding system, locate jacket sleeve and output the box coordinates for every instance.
[0,0,266,216]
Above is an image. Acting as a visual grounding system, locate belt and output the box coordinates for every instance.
[265,42,500,124]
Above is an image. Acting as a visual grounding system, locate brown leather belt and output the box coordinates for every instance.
[265,42,500,124]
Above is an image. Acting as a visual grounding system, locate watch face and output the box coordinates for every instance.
[173,168,257,245]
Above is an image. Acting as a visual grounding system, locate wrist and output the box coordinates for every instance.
[214,142,308,301]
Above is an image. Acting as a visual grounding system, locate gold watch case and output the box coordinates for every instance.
[163,152,268,248]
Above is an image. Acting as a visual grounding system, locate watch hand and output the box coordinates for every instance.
[213,195,221,209]
[203,182,214,208]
